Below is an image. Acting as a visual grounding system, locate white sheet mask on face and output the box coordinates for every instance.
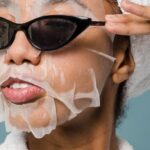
[0,0,116,139]
[0,47,115,138]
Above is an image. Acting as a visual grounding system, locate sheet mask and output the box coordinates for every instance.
[0,47,115,138]
[0,0,115,139]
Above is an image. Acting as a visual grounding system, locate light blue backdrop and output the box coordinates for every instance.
[117,91,150,150]
[0,91,150,149]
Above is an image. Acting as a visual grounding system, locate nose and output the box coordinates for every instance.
[5,31,41,65]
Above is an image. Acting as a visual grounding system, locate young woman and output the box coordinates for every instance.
[0,0,149,150]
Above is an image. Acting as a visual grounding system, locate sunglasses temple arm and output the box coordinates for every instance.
[90,21,105,26]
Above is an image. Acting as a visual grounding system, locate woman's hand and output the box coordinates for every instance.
[105,0,150,35]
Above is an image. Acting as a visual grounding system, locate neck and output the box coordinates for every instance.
[27,79,119,150]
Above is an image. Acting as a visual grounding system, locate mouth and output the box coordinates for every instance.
[1,77,46,105]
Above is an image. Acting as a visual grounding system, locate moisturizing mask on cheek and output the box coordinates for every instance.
[0,0,116,139]
[0,47,115,138]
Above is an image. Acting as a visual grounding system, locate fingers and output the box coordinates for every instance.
[105,0,150,35]
[105,14,150,35]
[121,0,150,19]
[105,14,146,23]
[105,21,150,35]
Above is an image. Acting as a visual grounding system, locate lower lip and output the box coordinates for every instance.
[2,85,46,104]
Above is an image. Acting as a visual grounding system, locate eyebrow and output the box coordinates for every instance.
[49,0,87,9]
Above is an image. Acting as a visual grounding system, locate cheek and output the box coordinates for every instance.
[40,46,113,125]
[71,27,113,56]
[45,46,113,94]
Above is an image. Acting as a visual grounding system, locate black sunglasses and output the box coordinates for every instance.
[0,15,105,51]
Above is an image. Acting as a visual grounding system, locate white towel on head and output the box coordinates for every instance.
[116,0,150,101]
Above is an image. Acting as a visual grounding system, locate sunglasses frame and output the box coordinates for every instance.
[0,15,105,51]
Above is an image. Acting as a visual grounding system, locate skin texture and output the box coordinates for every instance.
[105,0,150,35]
[0,0,135,150]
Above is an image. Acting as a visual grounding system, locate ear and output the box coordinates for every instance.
[112,35,135,84]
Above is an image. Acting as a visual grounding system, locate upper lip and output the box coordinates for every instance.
[1,77,34,88]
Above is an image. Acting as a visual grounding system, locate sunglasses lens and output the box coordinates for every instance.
[0,21,13,48]
[28,17,77,50]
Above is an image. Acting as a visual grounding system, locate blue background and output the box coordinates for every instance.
[0,91,150,149]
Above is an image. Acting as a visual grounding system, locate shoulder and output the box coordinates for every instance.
[0,132,28,150]
[118,138,134,150]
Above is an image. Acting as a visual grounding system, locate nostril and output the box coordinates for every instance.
[10,59,15,64]
[23,59,31,63]
[9,59,31,65]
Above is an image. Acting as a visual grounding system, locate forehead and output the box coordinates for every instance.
[0,0,105,22]
[0,0,101,7]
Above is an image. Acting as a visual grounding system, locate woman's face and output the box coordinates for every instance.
[0,0,115,137]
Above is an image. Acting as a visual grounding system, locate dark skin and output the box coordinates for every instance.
[26,1,135,150]
[0,0,134,149]
[0,0,135,150]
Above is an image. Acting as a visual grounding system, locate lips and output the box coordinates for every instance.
[1,78,46,105]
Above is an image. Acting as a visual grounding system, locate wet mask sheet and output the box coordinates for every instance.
[0,0,115,139]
